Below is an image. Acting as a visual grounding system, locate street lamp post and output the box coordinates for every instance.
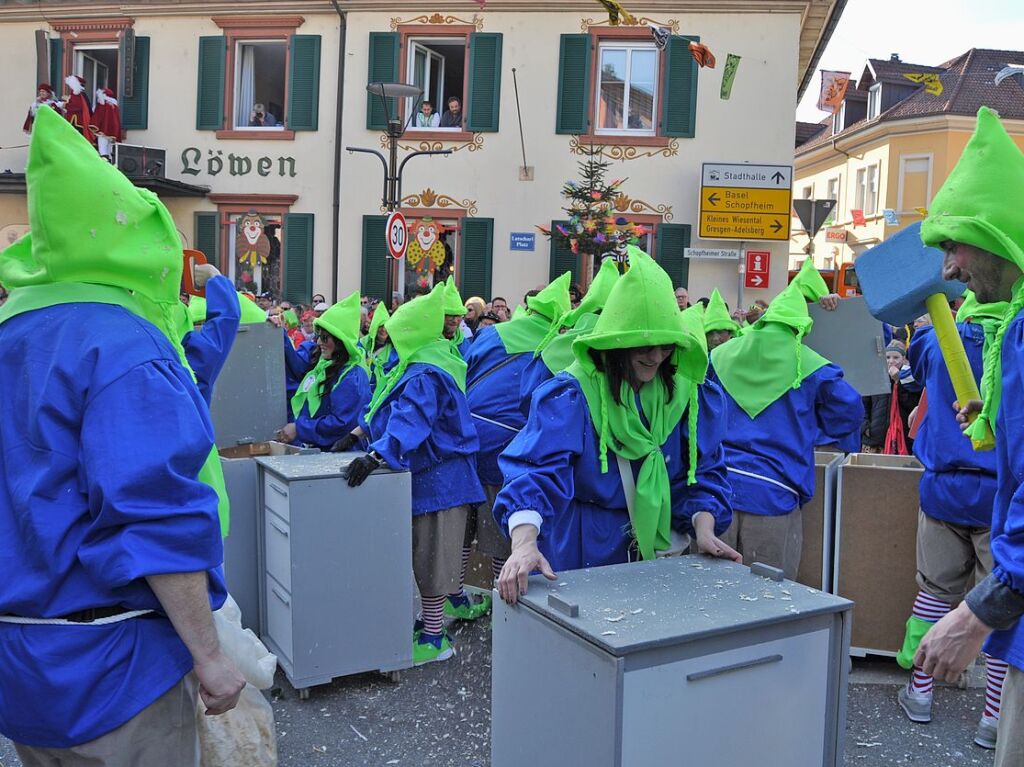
[347,82,451,306]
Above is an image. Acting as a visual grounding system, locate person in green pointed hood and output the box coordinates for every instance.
[0,104,245,757]
[495,247,739,605]
[338,287,486,665]
[441,277,472,357]
[708,261,862,580]
[359,300,396,392]
[703,288,740,350]
[913,109,1024,757]
[276,292,371,450]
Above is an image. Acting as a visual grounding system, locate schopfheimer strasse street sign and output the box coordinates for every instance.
[698,163,793,241]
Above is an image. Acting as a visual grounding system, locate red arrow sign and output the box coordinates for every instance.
[745,273,766,289]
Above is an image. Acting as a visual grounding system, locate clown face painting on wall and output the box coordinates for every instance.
[404,217,449,291]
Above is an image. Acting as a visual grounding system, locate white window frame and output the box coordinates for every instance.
[867,84,881,120]
[865,162,879,216]
[801,184,814,200]
[405,37,464,130]
[825,175,841,223]
[897,153,934,214]
[73,43,118,99]
[594,42,658,137]
[232,39,288,131]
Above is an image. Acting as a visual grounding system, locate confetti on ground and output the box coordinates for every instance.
[605,614,625,622]
[630,608,644,614]
[350,724,368,741]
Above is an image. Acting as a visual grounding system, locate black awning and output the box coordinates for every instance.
[0,172,209,198]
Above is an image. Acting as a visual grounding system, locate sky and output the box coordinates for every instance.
[796,0,1024,122]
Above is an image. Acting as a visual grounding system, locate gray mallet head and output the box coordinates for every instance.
[854,221,966,326]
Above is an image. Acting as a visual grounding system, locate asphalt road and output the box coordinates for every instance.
[0,618,1000,766]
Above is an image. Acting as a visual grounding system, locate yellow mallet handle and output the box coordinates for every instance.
[924,293,981,424]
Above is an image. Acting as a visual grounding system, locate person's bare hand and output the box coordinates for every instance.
[276,423,297,443]
[692,511,742,563]
[194,649,245,715]
[193,263,221,289]
[914,602,992,683]
[498,526,557,605]
[954,400,983,432]
[730,309,747,324]
[819,294,841,311]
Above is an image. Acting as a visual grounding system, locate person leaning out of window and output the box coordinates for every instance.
[415,100,440,128]
[249,103,279,128]
[439,97,463,129]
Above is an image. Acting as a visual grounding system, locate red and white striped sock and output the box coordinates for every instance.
[984,654,1008,720]
[491,557,506,585]
[910,591,951,697]
[448,547,473,600]
[420,595,446,637]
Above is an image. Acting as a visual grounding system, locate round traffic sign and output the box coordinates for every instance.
[386,211,408,260]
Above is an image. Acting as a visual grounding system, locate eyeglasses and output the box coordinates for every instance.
[316,331,334,343]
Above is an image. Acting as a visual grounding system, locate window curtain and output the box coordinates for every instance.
[237,45,256,127]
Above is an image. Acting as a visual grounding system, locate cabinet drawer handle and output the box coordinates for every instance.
[268,482,288,497]
[686,654,783,682]
[269,519,289,538]
[271,587,290,607]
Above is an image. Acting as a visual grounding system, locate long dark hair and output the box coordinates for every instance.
[319,335,350,398]
[589,348,676,406]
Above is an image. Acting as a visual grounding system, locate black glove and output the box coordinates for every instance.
[330,432,359,453]
[346,454,380,487]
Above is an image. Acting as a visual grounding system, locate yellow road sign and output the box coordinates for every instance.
[700,187,791,216]
[698,212,791,241]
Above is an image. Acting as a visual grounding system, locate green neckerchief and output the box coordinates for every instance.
[956,292,1010,359]
[289,355,362,419]
[565,358,687,561]
[711,322,829,418]
[541,313,600,374]
[494,312,552,354]
[365,339,467,422]
[370,341,394,385]
[965,278,1024,448]
[0,283,232,535]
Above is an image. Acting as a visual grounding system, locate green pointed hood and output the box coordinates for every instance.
[189,296,207,324]
[789,258,830,303]
[527,270,572,322]
[282,308,299,329]
[572,247,707,382]
[921,108,1024,447]
[922,107,1024,273]
[314,291,362,364]
[0,105,183,329]
[755,280,815,337]
[365,301,390,357]
[443,276,467,316]
[237,293,267,324]
[566,258,620,326]
[681,302,709,356]
[703,288,739,334]
[385,287,445,361]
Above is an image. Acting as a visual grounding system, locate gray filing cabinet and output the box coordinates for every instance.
[256,454,414,695]
[492,556,852,767]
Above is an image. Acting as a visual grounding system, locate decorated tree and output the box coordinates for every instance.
[540,143,647,266]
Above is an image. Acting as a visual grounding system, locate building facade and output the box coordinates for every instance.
[0,0,842,308]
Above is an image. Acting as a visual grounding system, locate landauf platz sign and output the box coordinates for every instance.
[180,147,298,178]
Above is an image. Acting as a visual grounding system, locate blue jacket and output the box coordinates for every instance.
[0,304,226,748]
[182,275,240,405]
[910,324,996,528]
[284,337,315,397]
[362,364,485,516]
[517,354,555,419]
[465,325,534,486]
[983,312,1024,671]
[715,362,863,516]
[294,364,371,450]
[494,374,733,572]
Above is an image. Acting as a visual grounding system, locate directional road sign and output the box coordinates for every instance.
[386,211,407,260]
[699,162,793,241]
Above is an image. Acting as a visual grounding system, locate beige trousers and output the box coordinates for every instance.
[995,664,1024,767]
[721,508,803,580]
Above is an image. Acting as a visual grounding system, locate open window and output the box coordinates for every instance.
[595,43,657,136]
[74,44,119,106]
[233,40,287,130]
[406,38,465,130]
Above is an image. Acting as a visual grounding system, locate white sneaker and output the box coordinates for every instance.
[974,715,998,750]
[898,683,933,723]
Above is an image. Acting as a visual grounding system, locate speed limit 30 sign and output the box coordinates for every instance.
[386,211,408,260]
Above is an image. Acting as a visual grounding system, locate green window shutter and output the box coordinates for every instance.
[556,34,591,135]
[466,33,502,133]
[655,223,690,288]
[193,211,220,264]
[49,38,63,89]
[288,34,321,131]
[662,35,699,138]
[120,36,150,130]
[283,213,315,304]
[196,36,226,130]
[367,32,399,130]
[548,221,580,283]
[361,215,389,301]
[459,218,494,301]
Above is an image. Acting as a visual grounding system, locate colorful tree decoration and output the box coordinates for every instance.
[540,144,643,269]
[236,210,271,269]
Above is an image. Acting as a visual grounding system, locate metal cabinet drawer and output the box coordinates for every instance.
[265,574,293,662]
[263,476,290,521]
[264,511,292,593]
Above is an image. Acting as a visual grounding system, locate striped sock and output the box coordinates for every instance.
[910,591,951,697]
[984,654,1008,720]
[491,557,506,584]
[420,595,446,637]
[448,547,473,599]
